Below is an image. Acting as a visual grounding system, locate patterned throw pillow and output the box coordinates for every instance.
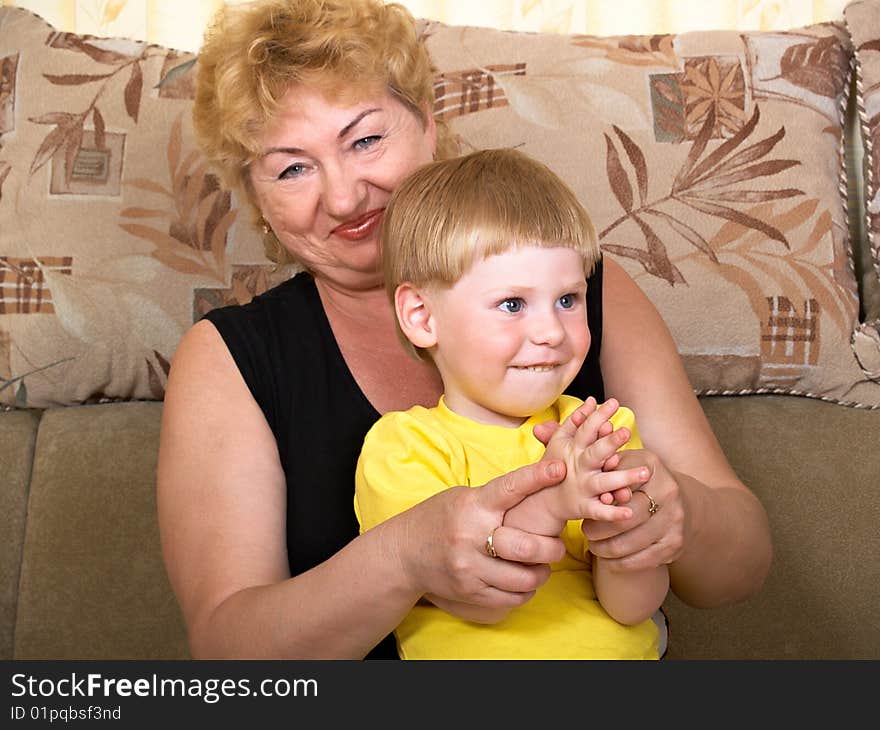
[0,7,295,407]
[846,0,880,380]
[422,17,880,407]
[1,6,879,408]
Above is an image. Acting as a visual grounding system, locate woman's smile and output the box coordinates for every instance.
[331,209,385,241]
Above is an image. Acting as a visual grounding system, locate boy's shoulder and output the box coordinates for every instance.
[371,403,438,428]
[364,404,450,445]
[361,404,467,465]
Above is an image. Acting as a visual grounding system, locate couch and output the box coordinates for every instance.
[2,2,879,661]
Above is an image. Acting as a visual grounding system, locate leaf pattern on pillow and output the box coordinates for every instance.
[1,52,17,141]
[119,114,235,283]
[776,35,849,99]
[681,57,747,139]
[422,17,876,403]
[701,199,857,330]
[0,54,15,99]
[571,34,678,69]
[26,39,157,185]
[0,162,9,198]
[600,106,802,285]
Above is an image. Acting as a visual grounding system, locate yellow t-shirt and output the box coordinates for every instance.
[354,394,659,660]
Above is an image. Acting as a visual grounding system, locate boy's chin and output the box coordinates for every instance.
[501,397,560,420]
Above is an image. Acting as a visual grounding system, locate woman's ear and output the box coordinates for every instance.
[395,283,437,349]
[422,102,438,159]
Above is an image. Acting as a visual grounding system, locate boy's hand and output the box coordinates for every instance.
[507,397,648,537]
[535,398,632,505]
[543,398,648,523]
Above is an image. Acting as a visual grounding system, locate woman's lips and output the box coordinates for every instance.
[330,210,384,241]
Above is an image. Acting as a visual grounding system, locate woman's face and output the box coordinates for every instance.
[249,85,437,291]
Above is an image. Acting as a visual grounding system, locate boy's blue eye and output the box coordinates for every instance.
[499,298,523,313]
[558,294,576,309]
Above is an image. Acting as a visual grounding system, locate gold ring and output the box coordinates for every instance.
[485,527,499,558]
[639,489,660,516]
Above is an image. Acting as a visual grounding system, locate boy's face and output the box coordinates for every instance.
[423,245,591,427]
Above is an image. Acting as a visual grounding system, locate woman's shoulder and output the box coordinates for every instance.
[203,271,314,323]
[186,272,326,430]
[198,271,321,348]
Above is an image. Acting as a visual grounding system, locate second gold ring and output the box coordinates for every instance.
[485,527,500,558]
[640,489,660,516]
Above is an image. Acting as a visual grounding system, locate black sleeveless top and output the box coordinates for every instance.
[202,258,605,659]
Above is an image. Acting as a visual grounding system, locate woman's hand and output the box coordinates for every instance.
[582,449,686,570]
[393,457,569,623]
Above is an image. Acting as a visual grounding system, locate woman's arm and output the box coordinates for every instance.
[590,258,772,607]
[157,321,412,657]
[157,321,566,658]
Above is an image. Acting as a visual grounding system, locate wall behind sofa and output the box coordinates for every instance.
[1,0,854,52]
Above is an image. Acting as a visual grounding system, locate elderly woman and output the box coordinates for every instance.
[157,0,772,659]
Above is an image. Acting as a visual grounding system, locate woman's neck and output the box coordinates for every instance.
[315,276,396,331]
[314,275,444,413]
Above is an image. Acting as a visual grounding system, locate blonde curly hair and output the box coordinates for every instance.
[193,0,455,264]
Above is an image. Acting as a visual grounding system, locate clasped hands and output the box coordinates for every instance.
[415,398,683,624]
[504,397,650,539]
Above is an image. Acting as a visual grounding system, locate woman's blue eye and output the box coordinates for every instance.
[558,294,576,309]
[279,163,306,179]
[354,135,382,150]
[499,299,523,313]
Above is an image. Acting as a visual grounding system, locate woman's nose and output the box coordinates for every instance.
[320,161,365,218]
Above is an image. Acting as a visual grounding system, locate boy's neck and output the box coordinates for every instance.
[441,394,530,429]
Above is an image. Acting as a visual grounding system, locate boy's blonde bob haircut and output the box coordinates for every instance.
[381,147,600,360]
[193,0,455,265]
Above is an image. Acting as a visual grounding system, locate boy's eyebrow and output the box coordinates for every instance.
[563,280,589,290]
[261,109,381,157]
[483,280,588,295]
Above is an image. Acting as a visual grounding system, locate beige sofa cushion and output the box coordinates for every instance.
[0,409,39,659]
[13,402,188,659]
[666,395,880,659]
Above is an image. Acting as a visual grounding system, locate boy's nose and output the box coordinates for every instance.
[528,309,565,347]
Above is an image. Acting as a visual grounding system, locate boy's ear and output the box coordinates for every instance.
[395,283,437,349]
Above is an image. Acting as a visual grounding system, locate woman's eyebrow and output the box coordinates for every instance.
[338,108,381,139]
[262,108,382,157]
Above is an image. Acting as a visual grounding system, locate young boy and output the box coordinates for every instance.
[355,148,669,659]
